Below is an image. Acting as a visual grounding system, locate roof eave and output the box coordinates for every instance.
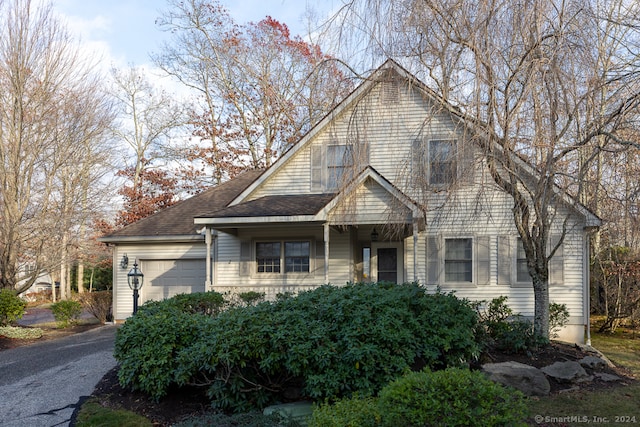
[194,215,321,226]
[98,234,204,244]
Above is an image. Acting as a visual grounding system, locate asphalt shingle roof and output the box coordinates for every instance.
[198,193,337,218]
[101,169,264,239]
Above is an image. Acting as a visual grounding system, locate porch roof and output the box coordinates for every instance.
[195,167,425,228]
[196,193,337,219]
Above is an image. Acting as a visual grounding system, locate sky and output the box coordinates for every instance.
[51,0,337,68]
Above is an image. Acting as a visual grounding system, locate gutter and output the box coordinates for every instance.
[98,234,205,244]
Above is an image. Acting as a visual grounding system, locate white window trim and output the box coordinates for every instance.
[411,137,459,188]
[513,236,533,287]
[252,238,315,277]
[442,235,475,287]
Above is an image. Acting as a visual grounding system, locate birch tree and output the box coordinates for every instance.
[0,0,115,293]
[328,0,640,338]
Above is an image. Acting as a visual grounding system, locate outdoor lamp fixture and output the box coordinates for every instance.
[371,227,379,242]
[127,261,144,315]
[120,254,129,270]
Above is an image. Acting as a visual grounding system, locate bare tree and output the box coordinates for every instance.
[110,65,185,200]
[0,0,115,294]
[327,0,640,338]
[153,0,352,187]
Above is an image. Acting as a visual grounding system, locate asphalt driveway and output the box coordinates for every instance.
[0,325,117,427]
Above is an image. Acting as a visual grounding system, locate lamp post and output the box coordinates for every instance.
[127,261,144,315]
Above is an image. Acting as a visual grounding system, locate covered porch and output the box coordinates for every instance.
[194,168,425,294]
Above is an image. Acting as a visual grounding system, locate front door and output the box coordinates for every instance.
[372,243,404,284]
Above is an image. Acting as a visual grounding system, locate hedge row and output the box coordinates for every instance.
[115,283,480,412]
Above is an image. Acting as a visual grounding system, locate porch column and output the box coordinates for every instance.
[413,218,418,282]
[204,227,212,289]
[324,223,330,284]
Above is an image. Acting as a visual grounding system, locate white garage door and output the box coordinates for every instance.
[141,259,206,303]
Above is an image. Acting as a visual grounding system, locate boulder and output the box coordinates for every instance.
[595,372,622,382]
[579,356,607,370]
[482,361,550,396]
[541,361,589,383]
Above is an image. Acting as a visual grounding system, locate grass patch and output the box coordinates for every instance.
[591,331,640,377]
[74,399,152,427]
[527,329,640,426]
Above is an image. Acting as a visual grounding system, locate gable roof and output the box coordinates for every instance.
[226,59,425,207]
[99,169,263,243]
[221,59,600,229]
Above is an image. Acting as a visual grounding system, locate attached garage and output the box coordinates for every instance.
[141,259,206,303]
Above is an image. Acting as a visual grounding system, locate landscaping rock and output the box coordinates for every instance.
[482,361,550,396]
[594,372,622,382]
[263,401,313,425]
[579,356,607,370]
[541,361,589,383]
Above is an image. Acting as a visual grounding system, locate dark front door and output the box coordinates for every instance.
[377,247,398,283]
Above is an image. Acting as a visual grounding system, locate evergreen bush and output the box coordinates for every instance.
[175,283,479,412]
[50,299,83,328]
[0,289,26,326]
[377,368,528,427]
[114,295,220,401]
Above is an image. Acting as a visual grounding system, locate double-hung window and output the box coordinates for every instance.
[327,144,353,189]
[285,242,310,272]
[412,138,458,187]
[256,242,281,273]
[429,139,457,185]
[256,241,310,274]
[516,238,531,283]
[444,238,473,283]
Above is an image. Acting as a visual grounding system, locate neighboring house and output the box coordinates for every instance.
[17,264,55,301]
[100,60,600,343]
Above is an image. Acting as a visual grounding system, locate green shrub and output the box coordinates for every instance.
[78,291,112,324]
[475,296,548,353]
[0,289,26,326]
[237,291,265,306]
[114,299,213,401]
[50,299,83,328]
[165,291,226,316]
[377,368,528,427]
[549,302,570,338]
[174,282,479,412]
[310,395,382,427]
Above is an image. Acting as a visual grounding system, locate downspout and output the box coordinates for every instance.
[413,218,418,282]
[584,229,592,346]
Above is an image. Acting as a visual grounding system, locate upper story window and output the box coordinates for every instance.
[429,139,457,185]
[444,238,472,283]
[412,138,458,186]
[311,142,368,192]
[327,144,353,189]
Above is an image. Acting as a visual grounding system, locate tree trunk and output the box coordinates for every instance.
[532,275,550,339]
[77,262,84,294]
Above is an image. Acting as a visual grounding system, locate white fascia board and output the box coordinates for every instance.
[194,215,320,226]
